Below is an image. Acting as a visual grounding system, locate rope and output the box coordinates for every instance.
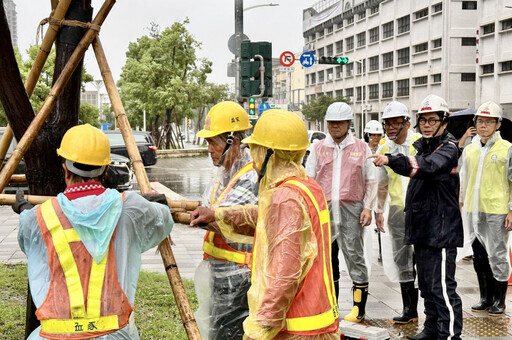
[36,11,101,46]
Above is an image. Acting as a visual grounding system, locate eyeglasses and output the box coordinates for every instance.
[475,119,497,126]
[383,121,405,129]
[418,118,441,126]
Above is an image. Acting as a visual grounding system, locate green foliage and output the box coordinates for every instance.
[0,264,198,339]
[79,102,100,127]
[302,95,350,123]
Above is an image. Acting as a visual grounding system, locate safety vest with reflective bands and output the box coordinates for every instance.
[259,177,339,335]
[203,161,255,265]
[35,196,133,339]
[463,137,512,214]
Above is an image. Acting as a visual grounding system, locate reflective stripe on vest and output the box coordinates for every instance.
[39,199,118,334]
[280,179,339,332]
[203,161,254,264]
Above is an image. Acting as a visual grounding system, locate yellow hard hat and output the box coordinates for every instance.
[242,109,309,151]
[196,101,252,138]
[57,124,111,166]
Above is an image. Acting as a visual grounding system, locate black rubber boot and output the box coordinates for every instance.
[488,280,508,316]
[344,283,368,323]
[393,281,418,324]
[406,329,437,340]
[471,261,494,312]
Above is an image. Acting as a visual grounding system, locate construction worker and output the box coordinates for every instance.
[363,120,384,154]
[189,101,258,340]
[13,124,173,339]
[459,101,512,316]
[305,102,377,323]
[370,95,463,340]
[375,101,422,324]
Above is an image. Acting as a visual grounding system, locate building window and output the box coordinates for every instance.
[482,23,495,35]
[336,65,343,78]
[318,29,324,38]
[356,86,366,101]
[326,68,334,81]
[414,42,428,53]
[482,64,494,74]
[382,82,393,98]
[358,11,366,20]
[382,21,394,39]
[336,22,343,30]
[326,44,333,56]
[311,73,316,84]
[414,76,428,85]
[433,3,442,13]
[462,1,477,10]
[370,6,379,15]
[461,37,476,46]
[369,56,379,71]
[432,38,442,49]
[502,61,512,72]
[318,70,324,82]
[327,26,334,34]
[318,47,324,58]
[357,32,366,47]
[382,52,393,69]
[326,91,333,98]
[397,79,409,96]
[336,40,343,53]
[336,90,343,97]
[369,84,379,99]
[357,59,366,74]
[397,15,410,34]
[369,27,379,43]
[397,47,410,65]
[432,73,441,83]
[346,62,354,76]
[415,8,428,20]
[461,73,476,81]
[345,88,354,98]
[347,16,354,25]
[501,19,512,31]
[346,36,354,51]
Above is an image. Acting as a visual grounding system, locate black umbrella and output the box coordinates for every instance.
[447,108,512,143]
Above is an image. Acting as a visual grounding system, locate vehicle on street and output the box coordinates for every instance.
[302,130,327,166]
[105,130,158,166]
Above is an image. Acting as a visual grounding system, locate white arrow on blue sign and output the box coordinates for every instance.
[300,51,315,68]
[259,102,271,113]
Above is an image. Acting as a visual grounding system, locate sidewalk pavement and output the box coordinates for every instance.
[1,186,512,338]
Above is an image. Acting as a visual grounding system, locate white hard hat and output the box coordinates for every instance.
[417,94,450,116]
[382,101,410,119]
[475,101,502,121]
[325,102,354,121]
[364,120,384,134]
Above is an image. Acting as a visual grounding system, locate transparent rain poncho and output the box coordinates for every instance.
[459,132,512,281]
[216,144,339,340]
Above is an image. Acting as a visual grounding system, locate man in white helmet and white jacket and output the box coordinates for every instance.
[375,101,422,325]
[459,101,512,316]
[306,102,377,323]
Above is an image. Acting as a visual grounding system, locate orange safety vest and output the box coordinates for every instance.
[35,195,133,339]
[203,161,255,265]
[278,177,339,335]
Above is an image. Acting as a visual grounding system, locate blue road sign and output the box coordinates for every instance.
[300,51,315,68]
[259,102,271,113]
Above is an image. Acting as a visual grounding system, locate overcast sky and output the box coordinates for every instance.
[14,0,314,91]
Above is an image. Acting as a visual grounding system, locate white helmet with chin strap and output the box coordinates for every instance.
[382,101,410,140]
[325,102,354,121]
[416,94,450,138]
[475,101,502,121]
[364,120,384,134]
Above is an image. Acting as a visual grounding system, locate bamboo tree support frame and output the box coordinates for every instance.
[0,0,115,194]
[92,37,201,340]
[0,0,73,165]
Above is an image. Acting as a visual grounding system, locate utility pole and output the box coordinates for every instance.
[234,0,243,103]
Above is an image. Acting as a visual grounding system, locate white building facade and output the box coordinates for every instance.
[3,0,17,48]
[303,0,480,136]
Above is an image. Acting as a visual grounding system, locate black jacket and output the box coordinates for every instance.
[386,130,463,248]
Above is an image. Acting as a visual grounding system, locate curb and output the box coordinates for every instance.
[157,148,208,158]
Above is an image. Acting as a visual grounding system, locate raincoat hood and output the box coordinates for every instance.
[57,189,123,263]
[471,130,502,147]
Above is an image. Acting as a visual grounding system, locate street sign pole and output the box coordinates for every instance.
[235,0,243,103]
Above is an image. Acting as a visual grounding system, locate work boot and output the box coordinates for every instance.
[488,280,508,316]
[471,263,494,312]
[393,281,418,324]
[405,329,437,340]
[344,283,368,323]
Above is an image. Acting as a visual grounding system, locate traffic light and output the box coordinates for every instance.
[318,56,349,65]
[248,98,256,116]
[240,41,272,98]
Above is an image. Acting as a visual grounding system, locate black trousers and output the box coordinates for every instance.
[415,245,462,340]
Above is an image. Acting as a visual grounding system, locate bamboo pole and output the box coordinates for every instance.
[8,174,26,183]
[0,0,73,166]
[0,193,52,205]
[92,37,201,340]
[0,0,116,194]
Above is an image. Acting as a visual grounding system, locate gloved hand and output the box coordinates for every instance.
[143,192,168,206]
[12,189,33,214]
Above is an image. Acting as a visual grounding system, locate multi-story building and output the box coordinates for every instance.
[269,53,306,114]
[475,0,512,119]
[303,0,479,136]
[3,0,17,47]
